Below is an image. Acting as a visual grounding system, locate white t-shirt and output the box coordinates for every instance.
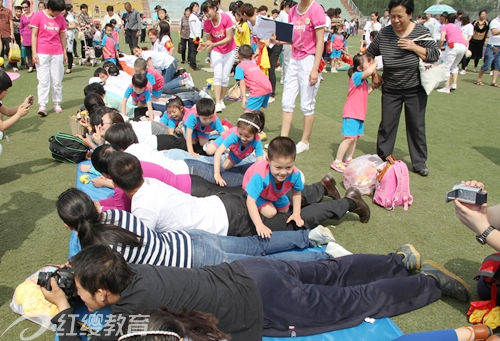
[132,178,229,235]
[152,35,173,55]
[461,23,474,43]
[141,50,175,70]
[125,143,189,175]
[277,10,288,23]
[424,17,441,41]
[488,17,500,46]
[130,121,157,150]
[363,21,381,45]
[189,13,202,38]
[102,13,122,27]
[324,15,331,42]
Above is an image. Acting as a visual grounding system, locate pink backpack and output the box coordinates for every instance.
[373,155,414,210]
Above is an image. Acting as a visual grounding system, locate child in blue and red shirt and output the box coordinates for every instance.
[234,44,272,112]
[160,96,195,135]
[102,24,119,64]
[121,74,154,121]
[331,53,377,173]
[183,98,225,156]
[243,136,304,238]
[208,111,265,186]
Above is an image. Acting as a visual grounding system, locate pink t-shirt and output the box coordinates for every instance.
[289,1,326,60]
[203,12,236,54]
[441,23,466,45]
[342,71,369,121]
[234,60,272,96]
[29,10,67,55]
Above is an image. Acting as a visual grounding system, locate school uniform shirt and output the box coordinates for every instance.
[132,178,229,235]
[234,60,272,97]
[141,49,175,70]
[103,209,193,268]
[214,126,264,164]
[145,67,164,96]
[243,160,304,203]
[331,33,345,50]
[289,1,326,60]
[101,34,118,59]
[203,12,236,54]
[343,71,369,121]
[183,111,224,139]
[29,10,67,55]
[125,143,189,175]
[124,85,152,106]
[160,106,196,129]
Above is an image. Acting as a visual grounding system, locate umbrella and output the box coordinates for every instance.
[424,4,457,15]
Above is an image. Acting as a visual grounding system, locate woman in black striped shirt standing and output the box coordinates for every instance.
[367,0,439,177]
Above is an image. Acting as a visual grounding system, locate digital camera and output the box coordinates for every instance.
[37,268,77,299]
[445,184,487,205]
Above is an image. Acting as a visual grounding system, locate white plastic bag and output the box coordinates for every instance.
[343,154,384,195]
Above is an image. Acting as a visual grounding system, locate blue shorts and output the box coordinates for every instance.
[481,45,500,72]
[329,49,342,59]
[246,94,270,111]
[256,195,290,210]
[152,89,163,98]
[342,118,364,137]
[104,58,117,64]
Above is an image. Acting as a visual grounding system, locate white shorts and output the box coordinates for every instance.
[443,43,467,76]
[281,54,321,116]
[211,49,236,87]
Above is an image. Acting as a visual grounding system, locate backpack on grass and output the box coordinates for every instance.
[373,155,413,210]
[48,132,88,163]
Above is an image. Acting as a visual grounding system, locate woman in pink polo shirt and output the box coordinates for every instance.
[30,0,67,116]
[279,0,326,154]
[198,0,237,113]
[437,13,467,94]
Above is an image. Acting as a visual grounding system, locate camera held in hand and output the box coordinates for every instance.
[445,184,487,205]
[37,268,77,300]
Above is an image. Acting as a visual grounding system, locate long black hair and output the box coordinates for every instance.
[56,188,142,249]
[158,21,171,41]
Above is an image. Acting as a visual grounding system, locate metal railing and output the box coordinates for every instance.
[345,0,363,18]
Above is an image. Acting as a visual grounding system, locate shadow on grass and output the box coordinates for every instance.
[62,98,87,112]
[0,191,56,259]
[0,285,14,307]
[0,158,60,186]
[473,146,500,166]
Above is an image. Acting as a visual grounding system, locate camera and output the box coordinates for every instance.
[445,184,487,205]
[37,268,77,300]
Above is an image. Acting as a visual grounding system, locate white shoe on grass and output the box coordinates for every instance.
[325,242,352,258]
[308,225,335,245]
[296,141,310,154]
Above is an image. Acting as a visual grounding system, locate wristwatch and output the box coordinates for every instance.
[476,226,496,245]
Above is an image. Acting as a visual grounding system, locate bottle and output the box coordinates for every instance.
[289,326,296,337]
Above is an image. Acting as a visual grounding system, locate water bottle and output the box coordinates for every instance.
[289,326,296,337]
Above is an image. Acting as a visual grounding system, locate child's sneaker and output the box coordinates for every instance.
[344,158,353,165]
[183,73,195,89]
[37,106,47,117]
[330,160,346,173]
[54,104,63,113]
[215,102,222,113]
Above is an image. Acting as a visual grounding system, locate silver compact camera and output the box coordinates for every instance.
[445,184,487,205]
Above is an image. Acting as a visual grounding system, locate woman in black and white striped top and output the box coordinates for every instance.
[367,0,439,177]
[57,188,335,268]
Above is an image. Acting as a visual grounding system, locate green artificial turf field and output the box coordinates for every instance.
[0,34,499,339]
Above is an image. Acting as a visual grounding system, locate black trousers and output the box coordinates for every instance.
[268,44,283,97]
[126,29,138,53]
[156,134,187,151]
[1,37,10,59]
[66,51,73,70]
[239,254,441,336]
[180,38,189,62]
[378,86,428,171]
[24,45,32,68]
[188,38,198,68]
[469,38,485,68]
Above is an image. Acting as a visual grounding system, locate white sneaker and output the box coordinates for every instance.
[219,101,226,110]
[183,73,195,89]
[331,69,338,73]
[268,96,275,103]
[308,225,335,245]
[459,70,466,75]
[215,102,222,113]
[264,143,269,149]
[296,141,310,154]
[450,83,457,90]
[325,241,352,258]
[13,67,19,72]
[437,87,450,94]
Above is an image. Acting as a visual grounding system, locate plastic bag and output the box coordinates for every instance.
[8,43,21,63]
[10,265,59,331]
[343,154,383,195]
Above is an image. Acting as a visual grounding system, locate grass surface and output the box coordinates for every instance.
[1,34,499,339]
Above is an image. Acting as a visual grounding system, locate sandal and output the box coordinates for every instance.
[474,80,485,86]
[491,83,500,88]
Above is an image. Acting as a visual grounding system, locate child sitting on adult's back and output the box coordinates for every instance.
[207,112,265,187]
[234,44,272,112]
[243,136,304,238]
[331,53,377,173]
[183,97,225,157]
[121,73,154,121]
[101,23,119,64]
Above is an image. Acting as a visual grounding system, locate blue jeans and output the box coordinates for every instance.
[481,44,500,72]
[162,60,183,90]
[185,158,252,187]
[189,229,330,267]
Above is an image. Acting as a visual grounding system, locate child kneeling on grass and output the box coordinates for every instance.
[243,136,304,238]
[121,73,154,121]
[331,53,377,173]
[207,111,265,187]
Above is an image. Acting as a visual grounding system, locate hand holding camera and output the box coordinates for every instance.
[38,267,76,312]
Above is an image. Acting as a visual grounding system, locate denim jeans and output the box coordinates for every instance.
[162,60,183,90]
[481,44,500,72]
[184,159,252,187]
[189,229,330,267]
